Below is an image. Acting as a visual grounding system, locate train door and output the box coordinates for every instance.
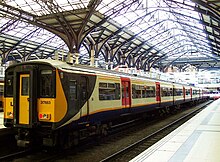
[190,87,192,100]
[80,76,89,117]
[19,74,30,125]
[156,82,161,103]
[121,77,131,109]
[183,86,186,101]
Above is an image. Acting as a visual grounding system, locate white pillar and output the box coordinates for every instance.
[67,52,73,64]
[62,50,65,62]
[54,51,59,60]
[90,49,95,66]
[75,52,79,64]
[95,57,99,67]
[106,62,109,70]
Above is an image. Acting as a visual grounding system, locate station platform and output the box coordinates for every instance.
[130,99,220,162]
[0,112,5,129]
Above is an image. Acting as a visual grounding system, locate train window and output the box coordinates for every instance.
[161,87,173,97]
[186,89,191,96]
[99,83,107,88]
[99,82,120,100]
[69,80,77,100]
[133,84,156,98]
[108,83,115,88]
[5,72,13,97]
[132,84,141,98]
[40,70,54,97]
[142,89,147,98]
[115,83,120,99]
[143,86,156,98]
[21,77,29,96]
[41,70,52,75]
[193,90,199,95]
[174,88,183,96]
[81,78,87,101]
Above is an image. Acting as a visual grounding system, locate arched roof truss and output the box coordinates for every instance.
[0,0,220,71]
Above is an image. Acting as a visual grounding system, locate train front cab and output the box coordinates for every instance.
[4,63,67,147]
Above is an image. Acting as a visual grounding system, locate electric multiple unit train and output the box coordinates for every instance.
[3,59,209,147]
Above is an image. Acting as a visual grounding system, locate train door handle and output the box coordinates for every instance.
[27,98,29,102]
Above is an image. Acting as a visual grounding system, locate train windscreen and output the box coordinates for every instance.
[39,69,55,98]
[5,71,13,97]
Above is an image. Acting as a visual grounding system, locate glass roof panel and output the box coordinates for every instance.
[108,0,213,61]
[0,0,219,69]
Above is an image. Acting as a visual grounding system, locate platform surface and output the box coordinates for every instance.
[130,99,220,162]
[0,112,6,129]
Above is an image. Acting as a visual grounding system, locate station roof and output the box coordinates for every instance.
[0,0,220,71]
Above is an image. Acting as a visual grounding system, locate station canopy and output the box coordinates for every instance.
[0,0,220,71]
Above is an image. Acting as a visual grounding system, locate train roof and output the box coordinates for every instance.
[7,59,196,87]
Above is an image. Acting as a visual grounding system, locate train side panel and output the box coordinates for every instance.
[131,79,157,112]
[84,75,122,122]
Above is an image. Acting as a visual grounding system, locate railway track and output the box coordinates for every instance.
[0,149,31,161]
[0,101,212,162]
[100,101,211,162]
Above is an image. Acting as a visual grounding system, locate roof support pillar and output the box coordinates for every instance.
[54,51,59,60]
[105,62,109,70]
[67,51,79,64]
[110,62,113,70]
[75,52,79,64]
[90,46,95,66]
[95,57,99,67]
[67,52,74,64]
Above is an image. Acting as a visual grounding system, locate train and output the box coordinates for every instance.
[3,59,209,148]
[0,81,4,111]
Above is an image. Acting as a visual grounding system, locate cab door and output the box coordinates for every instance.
[19,74,30,125]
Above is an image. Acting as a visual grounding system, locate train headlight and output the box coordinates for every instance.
[7,112,13,118]
[39,113,51,120]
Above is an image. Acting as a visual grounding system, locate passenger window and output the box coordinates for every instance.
[81,78,87,101]
[145,86,156,97]
[161,87,173,96]
[133,84,156,98]
[132,84,142,99]
[69,80,77,100]
[174,88,183,96]
[99,82,120,100]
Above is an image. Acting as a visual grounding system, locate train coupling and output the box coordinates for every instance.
[17,139,30,147]
[43,138,54,147]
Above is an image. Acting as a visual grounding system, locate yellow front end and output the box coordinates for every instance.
[38,98,55,121]
[4,97,13,126]
[38,70,67,123]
